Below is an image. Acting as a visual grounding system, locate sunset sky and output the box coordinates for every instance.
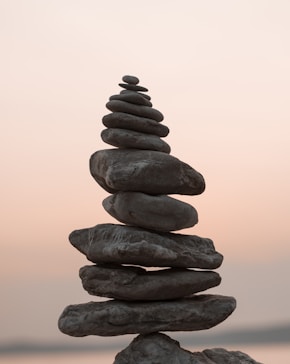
[1,0,290,345]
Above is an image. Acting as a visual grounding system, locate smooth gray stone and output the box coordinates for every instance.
[103,112,168,136]
[120,90,151,100]
[122,75,139,84]
[114,333,261,364]
[101,128,171,153]
[58,294,236,337]
[79,265,221,301]
[90,149,205,195]
[106,100,164,122]
[103,192,198,232]
[69,223,223,269]
[119,83,148,92]
[109,93,152,106]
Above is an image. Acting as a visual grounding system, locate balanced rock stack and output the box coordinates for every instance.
[58,76,260,364]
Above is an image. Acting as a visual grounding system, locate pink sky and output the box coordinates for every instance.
[1,0,290,344]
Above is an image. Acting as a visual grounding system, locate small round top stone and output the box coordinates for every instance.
[122,75,139,85]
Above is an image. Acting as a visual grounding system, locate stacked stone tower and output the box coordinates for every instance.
[58,76,260,363]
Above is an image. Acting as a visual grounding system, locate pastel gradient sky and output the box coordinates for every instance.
[1,0,289,344]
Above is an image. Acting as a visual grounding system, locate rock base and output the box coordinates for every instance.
[114,333,262,364]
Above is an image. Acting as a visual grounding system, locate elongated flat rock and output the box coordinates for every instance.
[119,83,148,92]
[80,265,221,300]
[90,149,205,195]
[121,90,151,100]
[106,100,164,122]
[114,333,261,364]
[103,112,168,136]
[69,224,223,269]
[58,295,236,337]
[103,192,198,232]
[101,128,171,153]
[109,93,152,107]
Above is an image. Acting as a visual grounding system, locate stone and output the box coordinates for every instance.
[69,223,223,269]
[103,192,198,232]
[101,128,171,153]
[103,112,169,136]
[120,89,151,100]
[90,149,206,195]
[106,100,164,122]
[113,333,261,364]
[58,294,236,337]
[122,75,139,84]
[119,83,148,92]
[79,265,221,301]
[109,93,152,107]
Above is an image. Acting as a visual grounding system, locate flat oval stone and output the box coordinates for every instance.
[120,90,151,100]
[101,128,171,153]
[90,149,205,195]
[122,75,139,84]
[103,192,198,232]
[102,113,169,137]
[109,93,152,107]
[69,224,223,269]
[106,100,164,122]
[119,83,148,92]
[58,295,236,337]
[79,265,221,301]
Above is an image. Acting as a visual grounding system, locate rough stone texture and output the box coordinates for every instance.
[69,223,223,269]
[103,192,198,232]
[109,93,152,106]
[119,83,148,92]
[58,294,236,337]
[113,333,261,364]
[79,265,221,301]
[90,149,205,195]
[106,100,164,122]
[101,128,171,153]
[122,75,139,84]
[103,112,168,136]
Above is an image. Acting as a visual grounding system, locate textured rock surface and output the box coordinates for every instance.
[69,223,223,269]
[79,265,221,301]
[103,192,198,232]
[101,128,170,153]
[114,333,261,364]
[90,149,205,195]
[58,294,236,337]
[119,83,148,92]
[106,100,164,122]
[103,112,168,136]
[120,89,151,100]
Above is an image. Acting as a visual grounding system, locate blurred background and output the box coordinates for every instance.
[1,0,289,362]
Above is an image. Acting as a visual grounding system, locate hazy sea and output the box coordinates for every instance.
[1,344,289,363]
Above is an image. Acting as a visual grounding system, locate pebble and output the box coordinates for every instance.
[101,128,171,153]
[103,191,198,232]
[120,90,151,100]
[58,295,236,337]
[106,100,164,122]
[109,93,152,107]
[102,112,169,137]
[119,83,148,92]
[69,223,224,269]
[90,149,206,195]
[79,265,221,301]
[122,75,139,84]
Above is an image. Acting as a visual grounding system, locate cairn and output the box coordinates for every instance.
[58,76,260,363]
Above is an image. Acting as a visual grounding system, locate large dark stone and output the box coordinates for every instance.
[102,112,168,136]
[114,333,261,364]
[90,149,205,195]
[103,192,198,232]
[79,265,221,301]
[69,223,223,269]
[58,295,236,337]
[101,128,170,153]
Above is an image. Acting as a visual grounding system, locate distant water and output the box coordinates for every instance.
[1,344,289,363]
